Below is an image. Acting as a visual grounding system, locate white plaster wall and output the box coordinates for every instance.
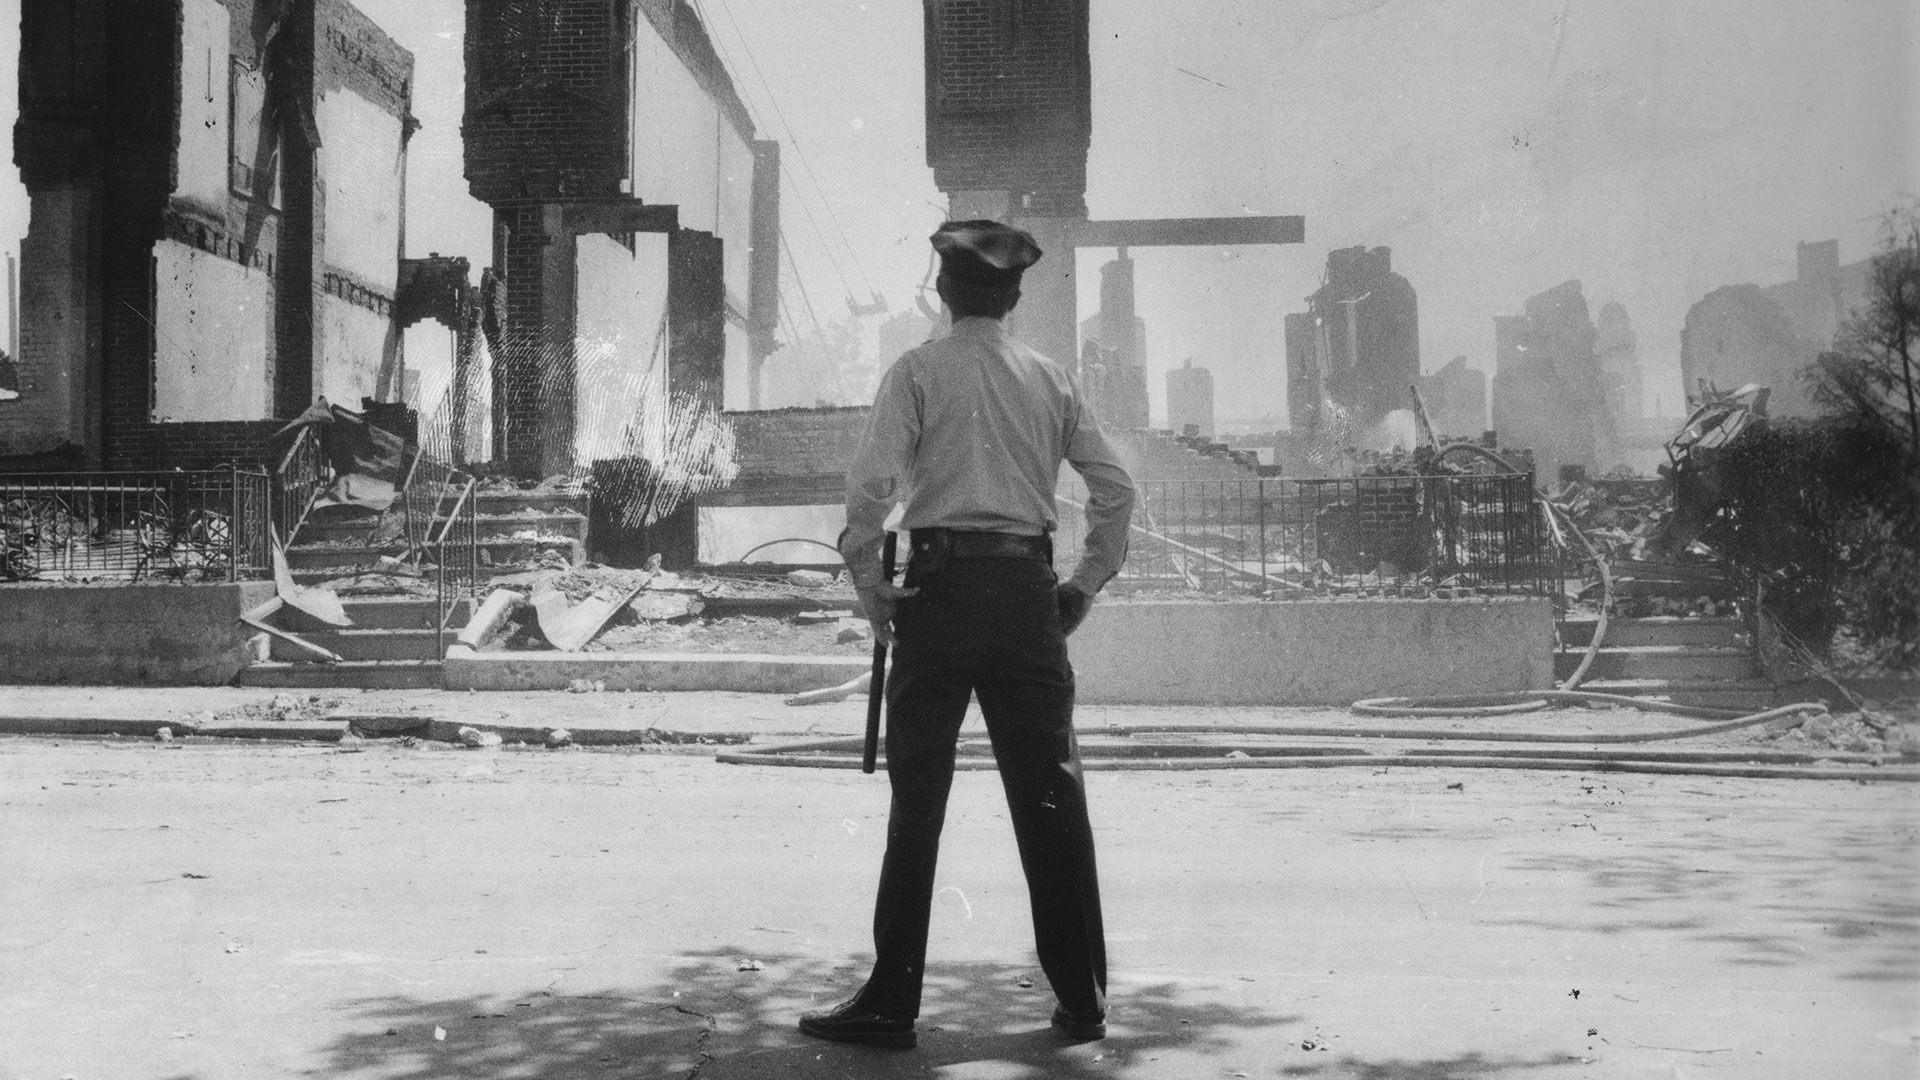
[152,240,272,422]
[319,297,391,408]
[317,90,403,286]
[575,233,671,463]
[698,504,845,565]
[176,0,231,210]
[631,33,720,234]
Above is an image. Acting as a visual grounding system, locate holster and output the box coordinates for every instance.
[903,529,954,589]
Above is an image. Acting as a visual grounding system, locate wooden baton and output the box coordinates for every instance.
[862,531,898,775]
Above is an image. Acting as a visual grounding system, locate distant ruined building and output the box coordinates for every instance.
[1594,301,1644,424]
[1680,240,1869,417]
[921,0,1300,423]
[1283,245,1419,450]
[1416,356,1487,439]
[1077,253,1150,429]
[1165,359,1215,438]
[1491,280,1615,483]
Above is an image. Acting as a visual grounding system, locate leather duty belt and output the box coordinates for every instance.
[913,529,1052,562]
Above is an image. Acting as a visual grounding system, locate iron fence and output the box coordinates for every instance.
[1053,474,1546,596]
[0,467,272,583]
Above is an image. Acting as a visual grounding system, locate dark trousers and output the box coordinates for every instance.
[855,557,1107,1019]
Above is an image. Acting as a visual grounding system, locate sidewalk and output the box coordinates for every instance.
[0,681,1883,754]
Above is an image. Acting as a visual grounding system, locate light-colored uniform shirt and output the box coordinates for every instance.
[840,316,1136,595]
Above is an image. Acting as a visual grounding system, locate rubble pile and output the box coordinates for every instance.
[1550,477,1670,563]
[479,562,859,653]
[1760,711,1919,756]
[205,693,341,726]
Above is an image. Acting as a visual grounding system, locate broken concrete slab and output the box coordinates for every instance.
[442,643,868,694]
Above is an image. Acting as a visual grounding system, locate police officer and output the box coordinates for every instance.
[799,221,1136,1049]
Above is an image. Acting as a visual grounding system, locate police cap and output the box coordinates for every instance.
[931,220,1043,287]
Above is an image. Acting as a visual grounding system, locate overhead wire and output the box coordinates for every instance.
[705,0,878,299]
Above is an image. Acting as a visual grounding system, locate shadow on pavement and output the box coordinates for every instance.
[301,946,1310,1078]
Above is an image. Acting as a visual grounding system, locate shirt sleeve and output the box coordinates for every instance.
[840,358,920,588]
[1062,393,1135,594]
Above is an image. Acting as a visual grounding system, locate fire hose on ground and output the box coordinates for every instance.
[723,447,1911,780]
[717,693,1918,781]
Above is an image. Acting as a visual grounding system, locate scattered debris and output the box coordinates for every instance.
[835,621,872,644]
[546,728,575,748]
[566,679,606,694]
[209,694,341,726]
[786,671,872,707]
[736,958,764,972]
[458,726,503,748]
[153,726,173,742]
[629,590,702,621]
[1763,711,1918,755]
[785,569,835,588]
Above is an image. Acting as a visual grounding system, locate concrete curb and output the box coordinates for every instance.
[0,713,755,747]
[443,643,868,694]
[0,716,350,742]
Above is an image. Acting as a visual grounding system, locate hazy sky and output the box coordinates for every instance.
[0,0,1912,424]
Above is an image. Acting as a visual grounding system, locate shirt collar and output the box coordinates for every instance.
[949,316,1009,341]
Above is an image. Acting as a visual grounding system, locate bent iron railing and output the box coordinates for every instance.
[0,468,271,583]
[430,472,480,657]
[1052,473,1547,597]
[274,424,327,548]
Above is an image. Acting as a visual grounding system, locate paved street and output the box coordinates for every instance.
[3,724,1917,1079]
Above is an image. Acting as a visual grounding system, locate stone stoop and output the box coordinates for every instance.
[283,488,593,586]
[1559,614,1786,710]
[235,596,471,690]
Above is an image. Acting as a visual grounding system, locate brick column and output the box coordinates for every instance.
[668,229,725,411]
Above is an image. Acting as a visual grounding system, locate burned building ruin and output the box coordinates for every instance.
[464,0,782,480]
[921,0,1301,413]
[1680,240,1869,418]
[1491,279,1614,483]
[6,0,417,469]
[1283,245,1420,447]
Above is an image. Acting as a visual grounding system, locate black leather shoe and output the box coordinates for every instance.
[798,998,917,1049]
[1051,1004,1107,1040]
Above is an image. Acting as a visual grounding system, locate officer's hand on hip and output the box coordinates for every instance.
[1055,583,1094,636]
[857,581,919,647]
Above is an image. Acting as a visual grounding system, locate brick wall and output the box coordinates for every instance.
[924,0,1090,214]
[465,0,760,478]
[464,0,627,205]
[726,406,869,480]
[9,0,416,473]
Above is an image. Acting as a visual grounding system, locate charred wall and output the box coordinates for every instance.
[7,0,414,471]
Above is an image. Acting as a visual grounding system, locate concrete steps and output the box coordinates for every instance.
[1557,644,1756,682]
[286,536,582,571]
[1559,612,1779,710]
[268,628,441,662]
[236,659,444,689]
[1561,615,1743,648]
[295,512,590,545]
[1575,677,1790,712]
[245,597,470,687]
